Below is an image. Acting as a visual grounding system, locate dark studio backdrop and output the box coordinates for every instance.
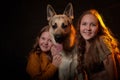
[1,0,120,80]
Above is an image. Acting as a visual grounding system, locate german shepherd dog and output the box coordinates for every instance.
[47,3,78,80]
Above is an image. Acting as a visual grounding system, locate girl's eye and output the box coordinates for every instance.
[91,23,96,26]
[82,22,87,26]
[41,37,45,40]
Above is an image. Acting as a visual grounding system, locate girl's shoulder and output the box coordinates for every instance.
[30,51,47,58]
[99,35,112,50]
[96,36,112,61]
[28,52,48,62]
[99,35,111,42]
[28,51,40,60]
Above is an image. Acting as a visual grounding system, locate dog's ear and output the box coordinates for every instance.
[63,3,74,19]
[47,4,56,21]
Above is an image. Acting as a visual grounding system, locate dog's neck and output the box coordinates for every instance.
[63,25,76,52]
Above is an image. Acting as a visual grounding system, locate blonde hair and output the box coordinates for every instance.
[30,25,50,54]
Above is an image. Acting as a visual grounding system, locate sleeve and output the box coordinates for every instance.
[96,36,120,80]
[26,53,41,78]
[95,36,112,61]
[35,63,57,80]
[26,53,58,80]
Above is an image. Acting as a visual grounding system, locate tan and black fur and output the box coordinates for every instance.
[47,3,78,80]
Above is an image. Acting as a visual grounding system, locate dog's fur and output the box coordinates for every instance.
[47,3,78,80]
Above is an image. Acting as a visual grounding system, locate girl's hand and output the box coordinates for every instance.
[51,43,63,67]
[52,54,62,67]
[51,43,63,56]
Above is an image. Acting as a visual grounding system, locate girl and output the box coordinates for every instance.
[26,25,62,80]
[76,9,120,80]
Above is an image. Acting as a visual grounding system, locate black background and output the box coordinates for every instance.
[1,0,120,80]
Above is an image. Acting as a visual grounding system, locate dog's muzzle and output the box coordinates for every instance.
[54,34,64,44]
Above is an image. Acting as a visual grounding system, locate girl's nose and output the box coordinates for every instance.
[86,25,91,30]
[44,40,48,45]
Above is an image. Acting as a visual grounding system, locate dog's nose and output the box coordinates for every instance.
[54,35,64,43]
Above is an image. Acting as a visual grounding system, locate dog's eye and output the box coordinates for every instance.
[52,23,57,29]
[62,23,68,29]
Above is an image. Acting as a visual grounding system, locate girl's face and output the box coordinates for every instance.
[39,31,53,52]
[80,14,99,40]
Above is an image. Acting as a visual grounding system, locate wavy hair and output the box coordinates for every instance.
[29,25,50,55]
[76,9,120,72]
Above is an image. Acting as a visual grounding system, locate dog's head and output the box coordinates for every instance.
[47,3,76,49]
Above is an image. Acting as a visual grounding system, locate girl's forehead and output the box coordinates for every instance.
[82,14,98,22]
[41,32,50,37]
[83,14,96,19]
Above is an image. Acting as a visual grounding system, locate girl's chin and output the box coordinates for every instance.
[41,48,49,52]
[83,37,92,40]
